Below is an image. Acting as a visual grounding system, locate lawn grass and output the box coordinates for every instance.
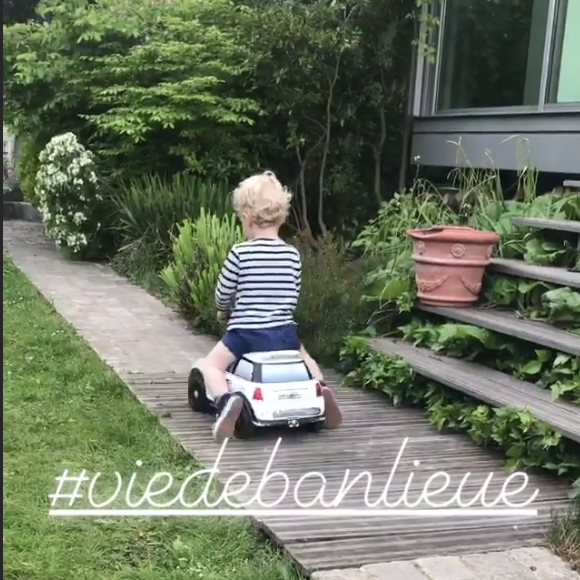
[3,255,303,580]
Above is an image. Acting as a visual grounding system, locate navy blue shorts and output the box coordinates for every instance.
[222,324,301,360]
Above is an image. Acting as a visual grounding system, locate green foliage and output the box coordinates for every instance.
[294,235,369,364]
[14,135,46,204]
[339,336,580,479]
[399,320,580,404]
[470,191,579,267]
[112,174,232,279]
[484,277,580,333]
[160,211,244,335]
[3,0,420,234]
[351,188,460,315]
[34,132,105,258]
[355,184,580,332]
[4,0,262,180]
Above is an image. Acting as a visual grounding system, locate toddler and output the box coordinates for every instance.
[194,170,342,441]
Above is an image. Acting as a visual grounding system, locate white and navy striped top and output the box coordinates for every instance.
[215,238,301,330]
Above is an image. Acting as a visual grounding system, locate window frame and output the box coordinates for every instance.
[546,0,580,105]
[416,0,580,117]
[232,358,255,382]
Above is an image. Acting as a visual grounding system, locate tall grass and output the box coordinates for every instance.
[548,483,579,572]
[111,173,232,281]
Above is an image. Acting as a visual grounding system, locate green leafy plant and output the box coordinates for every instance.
[483,276,580,333]
[160,210,244,335]
[399,320,580,404]
[3,0,422,236]
[351,188,461,317]
[474,191,580,268]
[34,132,104,257]
[339,335,580,478]
[294,235,370,364]
[112,174,232,278]
[538,288,580,332]
[13,136,45,204]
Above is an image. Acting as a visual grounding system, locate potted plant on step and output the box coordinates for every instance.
[407,226,500,307]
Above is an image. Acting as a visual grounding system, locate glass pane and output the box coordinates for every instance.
[437,0,550,110]
[548,0,580,103]
[261,363,310,384]
[234,360,254,381]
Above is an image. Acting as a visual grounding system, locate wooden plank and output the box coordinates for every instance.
[417,304,580,356]
[563,180,580,189]
[511,216,580,234]
[489,258,580,289]
[368,337,580,443]
[284,526,552,570]
[119,371,574,572]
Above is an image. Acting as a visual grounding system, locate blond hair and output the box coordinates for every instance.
[232,170,292,227]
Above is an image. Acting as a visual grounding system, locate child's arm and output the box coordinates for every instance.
[215,248,241,312]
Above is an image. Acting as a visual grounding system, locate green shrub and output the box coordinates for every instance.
[294,234,370,364]
[35,132,104,258]
[160,210,244,335]
[15,134,46,204]
[111,173,232,278]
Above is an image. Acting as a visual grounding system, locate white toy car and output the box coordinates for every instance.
[187,350,326,438]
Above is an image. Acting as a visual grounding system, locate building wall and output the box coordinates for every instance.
[411,113,580,173]
[410,0,580,174]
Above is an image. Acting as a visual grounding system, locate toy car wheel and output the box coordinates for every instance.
[188,368,214,414]
[234,402,258,439]
[307,420,325,433]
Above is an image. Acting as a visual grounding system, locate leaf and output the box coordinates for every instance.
[519,360,543,376]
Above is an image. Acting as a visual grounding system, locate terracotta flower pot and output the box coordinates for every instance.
[407,226,500,307]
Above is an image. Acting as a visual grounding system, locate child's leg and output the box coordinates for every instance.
[299,344,342,430]
[299,344,324,381]
[195,337,242,441]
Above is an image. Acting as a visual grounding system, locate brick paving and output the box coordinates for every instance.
[4,221,579,580]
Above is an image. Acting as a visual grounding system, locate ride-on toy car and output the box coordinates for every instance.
[188,350,326,438]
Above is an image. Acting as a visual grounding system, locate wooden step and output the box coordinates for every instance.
[488,258,580,289]
[368,337,580,444]
[416,305,580,356]
[563,180,580,189]
[511,216,580,234]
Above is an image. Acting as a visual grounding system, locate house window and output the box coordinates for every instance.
[547,0,580,103]
[436,0,551,110]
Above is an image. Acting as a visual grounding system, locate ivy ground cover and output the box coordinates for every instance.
[3,256,302,580]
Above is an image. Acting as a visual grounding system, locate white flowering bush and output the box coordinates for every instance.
[35,133,101,255]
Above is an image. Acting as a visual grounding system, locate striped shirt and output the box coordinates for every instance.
[215,238,301,330]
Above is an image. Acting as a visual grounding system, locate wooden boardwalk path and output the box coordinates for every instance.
[4,222,574,574]
[123,370,572,571]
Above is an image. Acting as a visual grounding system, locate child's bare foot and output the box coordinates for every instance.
[212,394,243,441]
[321,384,342,429]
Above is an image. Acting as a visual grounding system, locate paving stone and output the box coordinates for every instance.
[312,570,371,580]
[490,574,538,580]
[363,560,429,580]
[507,547,579,579]
[460,551,531,577]
[416,555,478,580]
